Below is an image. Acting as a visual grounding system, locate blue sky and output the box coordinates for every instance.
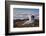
[13,8,39,14]
[13,8,39,19]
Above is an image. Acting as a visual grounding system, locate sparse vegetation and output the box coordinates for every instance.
[13,19,39,28]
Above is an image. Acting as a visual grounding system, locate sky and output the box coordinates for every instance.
[13,8,39,19]
[13,8,39,14]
